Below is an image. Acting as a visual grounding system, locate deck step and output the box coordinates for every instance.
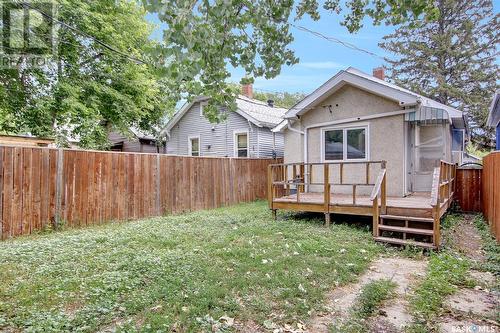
[380,215,434,223]
[378,225,434,236]
[374,236,436,249]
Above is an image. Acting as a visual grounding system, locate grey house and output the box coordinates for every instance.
[161,86,286,158]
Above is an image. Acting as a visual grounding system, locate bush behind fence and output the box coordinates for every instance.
[0,145,279,239]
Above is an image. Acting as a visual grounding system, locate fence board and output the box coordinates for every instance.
[482,152,500,242]
[0,145,279,239]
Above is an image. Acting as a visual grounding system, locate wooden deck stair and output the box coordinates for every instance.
[374,215,436,249]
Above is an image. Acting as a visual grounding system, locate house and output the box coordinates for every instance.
[161,85,286,158]
[273,67,466,197]
[108,128,163,153]
[487,90,500,150]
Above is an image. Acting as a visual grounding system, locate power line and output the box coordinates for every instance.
[289,23,385,60]
[18,1,151,66]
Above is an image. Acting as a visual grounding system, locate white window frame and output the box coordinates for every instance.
[233,129,249,158]
[199,101,208,117]
[321,124,370,162]
[188,135,201,156]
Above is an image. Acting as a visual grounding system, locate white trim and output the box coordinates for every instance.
[188,135,201,156]
[233,129,249,158]
[320,124,370,162]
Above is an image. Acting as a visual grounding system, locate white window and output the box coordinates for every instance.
[322,126,368,161]
[200,101,208,117]
[188,136,200,156]
[234,130,249,157]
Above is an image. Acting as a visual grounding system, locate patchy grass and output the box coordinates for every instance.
[406,214,479,332]
[331,279,397,333]
[471,214,500,273]
[0,201,383,332]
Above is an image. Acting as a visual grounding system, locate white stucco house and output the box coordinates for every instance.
[273,67,467,197]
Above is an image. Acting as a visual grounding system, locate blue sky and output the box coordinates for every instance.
[147,1,500,94]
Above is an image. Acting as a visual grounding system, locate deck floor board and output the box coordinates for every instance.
[273,192,432,210]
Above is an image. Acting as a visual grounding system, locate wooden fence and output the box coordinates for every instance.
[482,152,500,242]
[0,145,279,239]
[455,167,482,212]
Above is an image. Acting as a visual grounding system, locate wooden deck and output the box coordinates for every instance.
[268,160,456,249]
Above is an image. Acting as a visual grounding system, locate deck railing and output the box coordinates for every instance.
[430,160,457,247]
[370,166,387,236]
[268,160,387,224]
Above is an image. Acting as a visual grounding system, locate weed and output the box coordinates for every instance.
[331,279,397,333]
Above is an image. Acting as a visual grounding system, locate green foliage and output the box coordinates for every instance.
[380,0,499,148]
[409,252,471,329]
[472,215,500,273]
[332,279,397,333]
[0,0,174,149]
[0,201,383,332]
[253,90,307,109]
[141,0,441,121]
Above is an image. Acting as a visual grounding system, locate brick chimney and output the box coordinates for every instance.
[373,67,385,80]
[241,84,253,99]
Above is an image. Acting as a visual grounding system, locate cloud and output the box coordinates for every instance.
[298,61,345,69]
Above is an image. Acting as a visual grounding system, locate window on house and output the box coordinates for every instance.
[189,136,200,156]
[235,132,248,157]
[452,129,464,152]
[200,102,207,117]
[324,127,367,161]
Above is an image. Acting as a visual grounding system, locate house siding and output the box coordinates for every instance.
[284,84,407,196]
[108,131,159,153]
[166,102,284,157]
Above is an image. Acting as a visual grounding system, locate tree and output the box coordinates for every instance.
[142,0,440,121]
[379,0,499,147]
[253,90,306,109]
[0,0,174,148]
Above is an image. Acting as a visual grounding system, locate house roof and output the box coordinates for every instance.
[161,95,287,137]
[280,67,464,128]
[487,90,500,128]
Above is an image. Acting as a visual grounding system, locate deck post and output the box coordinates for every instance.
[372,197,379,237]
[381,161,387,214]
[267,165,273,209]
[323,164,330,226]
[433,206,440,249]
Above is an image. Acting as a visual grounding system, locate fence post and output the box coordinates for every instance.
[156,154,161,215]
[54,148,64,228]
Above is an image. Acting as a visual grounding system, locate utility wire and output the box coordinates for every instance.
[289,23,385,60]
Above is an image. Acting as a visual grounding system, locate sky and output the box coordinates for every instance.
[146,1,500,95]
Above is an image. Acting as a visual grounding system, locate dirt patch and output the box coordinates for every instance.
[445,288,499,318]
[307,257,427,333]
[438,316,499,333]
[470,270,498,288]
[445,215,486,262]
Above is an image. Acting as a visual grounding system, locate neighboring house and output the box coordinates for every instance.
[108,128,163,153]
[0,134,55,147]
[487,90,500,150]
[273,67,467,196]
[161,85,286,158]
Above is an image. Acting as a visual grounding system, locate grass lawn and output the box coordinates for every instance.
[0,201,383,332]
